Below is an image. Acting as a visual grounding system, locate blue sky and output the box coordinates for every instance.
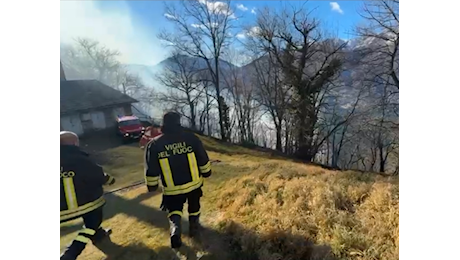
[61,1,366,66]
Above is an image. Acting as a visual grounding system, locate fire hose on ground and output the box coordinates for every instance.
[103,160,222,195]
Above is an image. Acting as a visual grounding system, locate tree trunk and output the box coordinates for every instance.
[275,123,282,152]
[379,145,386,173]
[294,97,318,161]
[189,103,196,131]
[214,58,226,141]
[204,84,211,136]
[333,125,348,168]
[247,114,254,143]
[199,111,206,133]
[285,123,290,154]
[331,133,337,167]
[393,165,399,176]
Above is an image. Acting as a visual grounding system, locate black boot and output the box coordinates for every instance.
[189,215,202,238]
[60,252,77,260]
[91,228,112,244]
[169,215,182,249]
[60,238,85,260]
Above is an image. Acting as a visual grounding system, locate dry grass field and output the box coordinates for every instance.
[60,135,399,260]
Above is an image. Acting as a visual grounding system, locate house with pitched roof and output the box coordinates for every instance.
[60,62,139,136]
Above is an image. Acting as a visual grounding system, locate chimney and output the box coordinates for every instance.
[60,61,66,81]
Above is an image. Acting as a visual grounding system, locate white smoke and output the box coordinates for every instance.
[60,0,166,65]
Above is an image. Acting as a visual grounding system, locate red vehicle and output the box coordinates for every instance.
[116,115,145,143]
[139,125,162,149]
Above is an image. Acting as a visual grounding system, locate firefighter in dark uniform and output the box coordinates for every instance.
[144,112,212,249]
[60,131,116,260]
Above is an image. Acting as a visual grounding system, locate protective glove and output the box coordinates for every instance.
[107,176,116,185]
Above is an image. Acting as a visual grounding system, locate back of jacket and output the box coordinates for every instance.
[60,145,113,221]
[144,131,212,196]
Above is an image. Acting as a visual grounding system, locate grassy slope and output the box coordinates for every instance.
[60,135,399,260]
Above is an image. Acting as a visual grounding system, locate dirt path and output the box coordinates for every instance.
[60,186,230,260]
[110,187,231,260]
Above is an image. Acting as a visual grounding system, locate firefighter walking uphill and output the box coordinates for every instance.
[60,131,116,260]
[144,112,212,249]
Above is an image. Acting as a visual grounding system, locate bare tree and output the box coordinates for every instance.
[60,38,153,114]
[248,5,352,161]
[339,130,368,171]
[113,69,145,96]
[60,43,97,80]
[365,82,398,173]
[118,71,155,114]
[331,78,398,173]
[73,38,121,84]
[327,104,355,168]
[158,0,236,141]
[249,52,290,152]
[283,112,296,154]
[200,79,214,135]
[222,49,260,144]
[356,0,399,108]
[316,84,364,164]
[342,0,399,172]
[156,52,204,130]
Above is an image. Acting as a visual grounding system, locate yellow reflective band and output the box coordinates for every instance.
[167,211,183,218]
[60,196,105,222]
[159,158,175,188]
[199,161,211,173]
[163,179,203,196]
[63,177,78,209]
[61,196,104,215]
[80,228,96,236]
[145,176,159,186]
[75,235,91,244]
[200,166,211,174]
[108,176,115,184]
[189,210,201,216]
[146,180,159,186]
[187,152,200,182]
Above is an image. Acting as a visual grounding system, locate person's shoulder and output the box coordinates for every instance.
[63,146,90,161]
[70,151,98,170]
[147,134,165,148]
[78,150,98,163]
[153,133,164,141]
[183,131,200,141]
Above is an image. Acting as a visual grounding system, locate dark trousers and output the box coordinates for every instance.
[163,187,203,218]
[61,207,104,259]
[163,187,203,248]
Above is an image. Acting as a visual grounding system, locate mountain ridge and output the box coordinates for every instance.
[124,37,376,87]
